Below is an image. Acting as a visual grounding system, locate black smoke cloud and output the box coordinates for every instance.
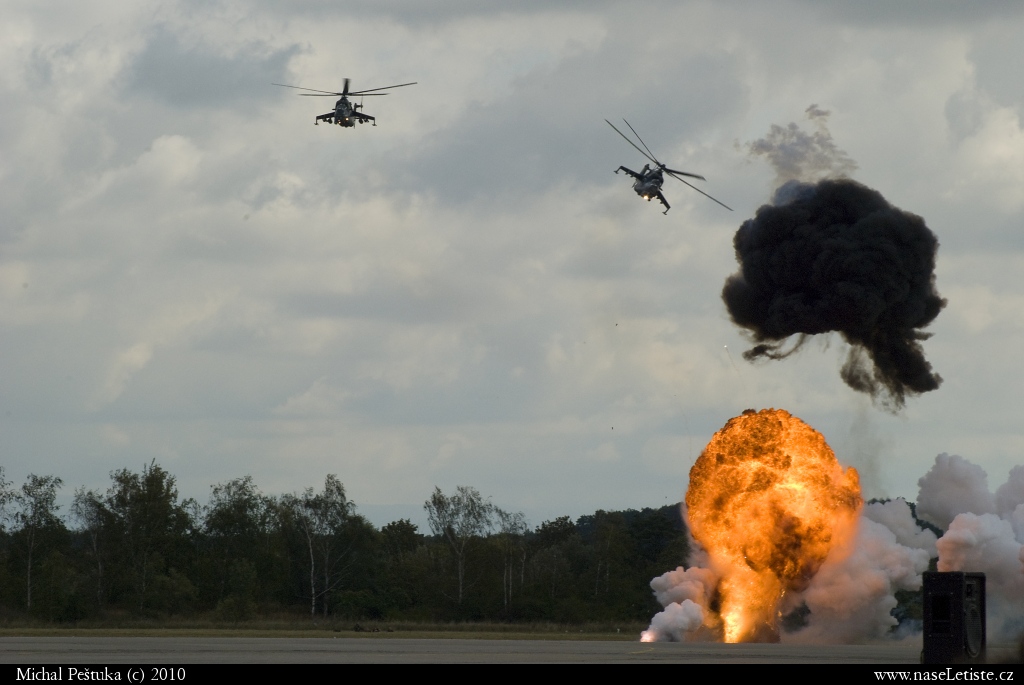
[722,178,946,410]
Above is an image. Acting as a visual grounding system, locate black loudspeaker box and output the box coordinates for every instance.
[922,571,986,664]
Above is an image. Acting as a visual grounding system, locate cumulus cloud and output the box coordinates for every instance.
[124,25,300,107]
[1,0,1023,532]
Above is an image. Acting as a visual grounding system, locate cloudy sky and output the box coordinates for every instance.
[3,0,1023,529]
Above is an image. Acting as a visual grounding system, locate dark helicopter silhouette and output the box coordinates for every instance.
[606,119,732,214]
[273,79,416,127]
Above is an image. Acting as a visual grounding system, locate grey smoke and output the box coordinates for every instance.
[747,104,858,184]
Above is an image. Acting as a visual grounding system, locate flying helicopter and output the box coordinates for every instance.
[606,119,732,214]
[273,78,417,127]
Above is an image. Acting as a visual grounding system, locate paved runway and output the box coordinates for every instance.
[1,636,926,663]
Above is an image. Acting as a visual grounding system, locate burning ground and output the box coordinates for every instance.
[642,409,1024,644]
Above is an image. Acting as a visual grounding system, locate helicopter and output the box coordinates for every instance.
[273,78,417,127]
[606,119,732,214]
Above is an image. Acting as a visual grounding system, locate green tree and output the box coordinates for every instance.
[102,461,196,613]
[0,467,13,531]
[376,519,426,616]
[424,486,494,606]
[381,519,420,565]
[494,508,528,612]
[280,475,367,618]
[526,517,586,618]
[202,476,277,610]
[71,487,108,610]
[12,474,65,612]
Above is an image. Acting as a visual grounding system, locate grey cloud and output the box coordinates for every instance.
[123,26,302,108]
[968,26,1024,109]
[239,0,619,26]
[285,284,484,325]
[376,48,745,206]
[944,88,988,142]
[805,0,1024,27]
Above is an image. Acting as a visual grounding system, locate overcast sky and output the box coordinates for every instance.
[2,0,1023,529]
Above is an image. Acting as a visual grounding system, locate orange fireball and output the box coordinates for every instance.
[686,409,861,642]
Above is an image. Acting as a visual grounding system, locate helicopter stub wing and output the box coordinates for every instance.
[615,165,642,180]
[654,191,671,214]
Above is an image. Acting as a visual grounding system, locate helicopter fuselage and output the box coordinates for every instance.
[335,98,356,126]
[315,96,374,127]
[630,165,666,198]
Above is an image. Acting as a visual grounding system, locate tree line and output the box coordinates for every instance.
[0,463,689,624]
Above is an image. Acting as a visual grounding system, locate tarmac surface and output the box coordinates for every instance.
[0,636,929,663]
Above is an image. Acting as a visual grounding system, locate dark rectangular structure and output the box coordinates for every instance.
[922,571,986,664]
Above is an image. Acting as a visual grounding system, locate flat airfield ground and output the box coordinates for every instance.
[0,635,930,663]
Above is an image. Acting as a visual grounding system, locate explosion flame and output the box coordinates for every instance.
[686,409,862,642]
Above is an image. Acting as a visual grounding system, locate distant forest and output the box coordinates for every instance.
[0,462,691,625]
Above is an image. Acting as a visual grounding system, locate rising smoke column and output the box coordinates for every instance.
[723,108,946,410]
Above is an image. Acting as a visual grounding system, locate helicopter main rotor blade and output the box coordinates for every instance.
[347,81,417,95]
[664,167,706,181]
[299,93,388,96]
[605,119,659,166]
[622,119,662,166]
[272,83,344,96]
[665,171,733,211]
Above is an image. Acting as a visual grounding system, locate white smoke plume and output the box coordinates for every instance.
[641,599,706,643]
[784,515,931,643]
[924,455,1024,642]
[863,498,938,558]
[995,465,1024,519]
[642,454,1024,644]
[649,564,717,609]
[916,453,996,530]
[640,536,720,642]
